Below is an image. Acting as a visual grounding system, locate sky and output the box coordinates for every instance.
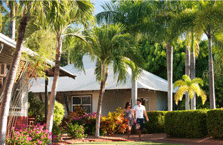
[92,0,111,15]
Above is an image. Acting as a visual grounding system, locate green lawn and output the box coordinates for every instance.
[73,141,182,145]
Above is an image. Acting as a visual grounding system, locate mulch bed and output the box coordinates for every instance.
[52,134,131,145]
[52,133,223,145]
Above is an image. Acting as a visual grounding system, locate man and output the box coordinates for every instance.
[133,99,149,141]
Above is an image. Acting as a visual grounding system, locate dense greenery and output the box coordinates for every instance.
[28,92,65,124]
[145,111,167,134]
[164,110,208,138]
[207,109,223,139]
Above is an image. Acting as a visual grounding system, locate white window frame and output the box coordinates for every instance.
[72,95,92,113]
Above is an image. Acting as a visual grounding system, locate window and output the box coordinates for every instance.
[72,95,91,113]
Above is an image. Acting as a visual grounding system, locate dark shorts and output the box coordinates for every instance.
[136,118,145,130]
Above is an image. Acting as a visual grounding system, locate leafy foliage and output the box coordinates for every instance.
[28,92,65,125]
[28,92,45,124]
[100,107,128,136]
[6,123,51,145]
[66,122,86,139]
[52,123,64,142]
[207,109,223,139]
[67,105,86,121]
[53,101,65,125]
[173,75,207,105]
[71,112,97,135]
[145,111,168,134]
[164,110,208,138]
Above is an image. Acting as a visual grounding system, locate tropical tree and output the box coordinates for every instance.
[194,1,223,109]
[71,24,143,137]
[43,0,94,137]
[149,1,186,111]
[173,75,207,106]
[0,1,44,144]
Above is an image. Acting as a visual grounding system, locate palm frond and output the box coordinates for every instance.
[94,58,102,82]
[200,89,207,105]
[188,88,195,100]
[174,85,188,105]
[173,80,186,89]
[191,78,203,86]
[182,74,191,83]
[191,83,201,97]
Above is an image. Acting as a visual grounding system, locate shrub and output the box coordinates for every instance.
[28,92,65,125]
[28,92,45,124]
[100,107,128,136]
[67,105,86,121]
[66,122,86,139]
[207,109,223,139]
[165,110,208,138]
[145,111,168,133]
[52,123,64,142]
[54,101,65,125]
[7,123,51,145]
[72,112,97,135]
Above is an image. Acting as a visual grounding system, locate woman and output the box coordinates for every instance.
[123,102,134,139]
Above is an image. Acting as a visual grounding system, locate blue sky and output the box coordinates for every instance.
[92,0,111,15]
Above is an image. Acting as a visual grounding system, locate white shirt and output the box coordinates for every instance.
[133,104,146,119]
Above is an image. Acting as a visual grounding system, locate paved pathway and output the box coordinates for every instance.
[54,133,223,145]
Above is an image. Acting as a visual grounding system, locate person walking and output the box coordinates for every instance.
[133,99,149,141]
[123,102,134,139]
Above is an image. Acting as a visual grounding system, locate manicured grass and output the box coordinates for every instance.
[73,141,182,145]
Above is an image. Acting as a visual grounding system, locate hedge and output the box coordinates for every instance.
[207,109,223,139]
[164,110,208,138]
[145,111,168,133]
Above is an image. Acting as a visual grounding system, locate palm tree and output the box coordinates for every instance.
[170,4,205,110]
[43,0,94,136]
[71,24,142,137]
[152,1,187,111]
[173,75,207,106]
[0,1,43,144]
[195,1,223,109]
[96,1,156,107]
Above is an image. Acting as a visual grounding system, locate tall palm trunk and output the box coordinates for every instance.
[185,46,190,110]
[0,13,29,145]
[190,51,196,110]
[131,70,137,107]
[166,43,173,111]
[95,64,108,137]
[208,29,216,109]
[9,2,16,40]
[46,35,62,135]
[190,31,196,110]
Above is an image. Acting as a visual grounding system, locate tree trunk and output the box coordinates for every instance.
[131,70,137,107]
[0,13,29,145]
[190,51,196,110]
[9,2,16,40]
[45,75,48,122]
[166,43,173,111]
[208,33,216,109]
[46,35,62,137]
[185,46,190,110]
[95,64,108,137]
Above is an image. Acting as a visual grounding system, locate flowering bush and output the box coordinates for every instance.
[7,123,51,145]
[100,107,129,136]
[52,123,64,142]
[67,105,86,121]
[71,112,97,135]
[66,122,86,139]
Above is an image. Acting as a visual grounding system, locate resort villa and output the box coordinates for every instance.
[30,55,178,116]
